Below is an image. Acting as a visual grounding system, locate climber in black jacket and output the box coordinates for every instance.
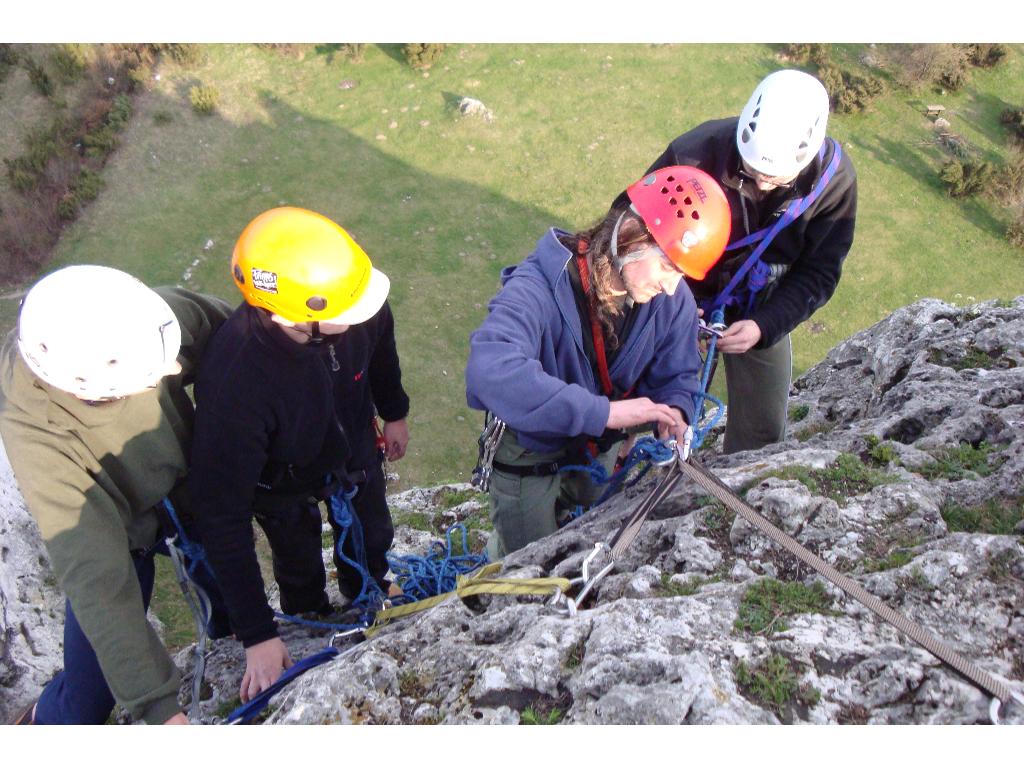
[189,207,410,705]
[619,69,857,453]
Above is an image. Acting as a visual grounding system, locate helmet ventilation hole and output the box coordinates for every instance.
[691,211,700,220]
[741,128,751,143]
[108,359,118,367]
[661,187,669,194]
[306,296,328,312]
[669,197,677,205]
[675,184,683,192]
[39,342,48,353]
[683,196,692,206]
[666,175,675,182]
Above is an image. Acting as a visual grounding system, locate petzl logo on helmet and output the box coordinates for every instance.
[688,178,708,203]
[251,268,278,294]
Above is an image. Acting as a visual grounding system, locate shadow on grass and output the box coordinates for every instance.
[958,86,1018,156]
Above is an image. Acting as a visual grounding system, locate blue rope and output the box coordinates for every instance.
[553,436,675,525]
[388,523,489,603]
[225,646,341,724]
[326,483,387,625]
[161,498,216,581]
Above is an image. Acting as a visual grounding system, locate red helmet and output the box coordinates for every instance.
[625,165,731,280]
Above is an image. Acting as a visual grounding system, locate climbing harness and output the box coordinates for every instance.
[701,139,842,320]
[547,441,1024,721]
[687,142,841,449]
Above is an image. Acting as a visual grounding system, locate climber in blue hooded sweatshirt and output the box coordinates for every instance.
[466,166,732,557]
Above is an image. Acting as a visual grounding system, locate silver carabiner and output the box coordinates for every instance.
[653,439,677,467]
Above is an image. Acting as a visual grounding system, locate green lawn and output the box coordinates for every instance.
[4,43,1024,489]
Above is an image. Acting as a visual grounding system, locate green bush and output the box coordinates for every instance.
[153,110,174,125]
[51,43,89,83]
[402,43,446,70]
[189,84,219,115]
[939,158,994,198]
[780,44,831,67]
[1001,108,1024,143]
[158,43,204,67]
[818,64,884,114]
[23,57,55,97]
[107,94,133,131]
[1008,211,1024,249]
[0,43,18,65]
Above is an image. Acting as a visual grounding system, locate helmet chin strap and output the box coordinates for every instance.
[610,205,653,274]
[307,321,324,346]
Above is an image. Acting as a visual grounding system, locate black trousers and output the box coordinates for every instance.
[254,458,393,613]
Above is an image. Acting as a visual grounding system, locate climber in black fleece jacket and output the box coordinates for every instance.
[188,207,409,705]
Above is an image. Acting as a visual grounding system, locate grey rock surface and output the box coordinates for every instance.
[3,297,1023,724]
[0,439,64,723]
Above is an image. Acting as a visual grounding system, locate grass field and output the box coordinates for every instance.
[3,43,1024,493]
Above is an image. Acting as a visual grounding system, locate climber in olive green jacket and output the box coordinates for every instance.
[0,266,231,725]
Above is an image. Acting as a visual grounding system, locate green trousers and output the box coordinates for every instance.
[486,429,619,559]
[722,333,792,454]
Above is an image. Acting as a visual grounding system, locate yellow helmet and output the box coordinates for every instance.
[231,207,390,325]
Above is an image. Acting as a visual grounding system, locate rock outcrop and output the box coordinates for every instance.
[3,297,1023,724]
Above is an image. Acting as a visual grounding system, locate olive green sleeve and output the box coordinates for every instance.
[2,424,183,724]
[155,287,234,382]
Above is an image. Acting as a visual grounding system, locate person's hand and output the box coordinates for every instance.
[382,419,410,461]
[607,398,685,434]
[163,712,189,724]
[717,320,762,354]
[240,637,292,703]
[655,407,689,444]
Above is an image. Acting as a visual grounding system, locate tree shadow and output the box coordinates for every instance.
[375,44,407,67]
[858,133,1006,239]
[957,86,1016,158]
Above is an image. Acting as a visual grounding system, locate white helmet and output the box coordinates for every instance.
[736,69,830,179]
[17,265,182,400]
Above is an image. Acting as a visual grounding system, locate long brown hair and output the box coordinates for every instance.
[565,206,653,348]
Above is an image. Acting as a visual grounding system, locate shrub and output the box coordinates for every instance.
[1008,210,1024,249]
[0,43,19,65]
[106,93,133,131]
[403,43,446,70]
[0,43,19,82]
[51,43,89,83]
[153,110,174,125]
[22,56,55,97]
[964,43,1008,68]
[189,84,219,115]
[992,152,1024,207]
[885,43,969,90]
[818,64,884,113]
[939,158,995,198]
[1001,108,1024,143]
[340,43,366,63]
[158,43,204,67]
[780,44,831,67]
